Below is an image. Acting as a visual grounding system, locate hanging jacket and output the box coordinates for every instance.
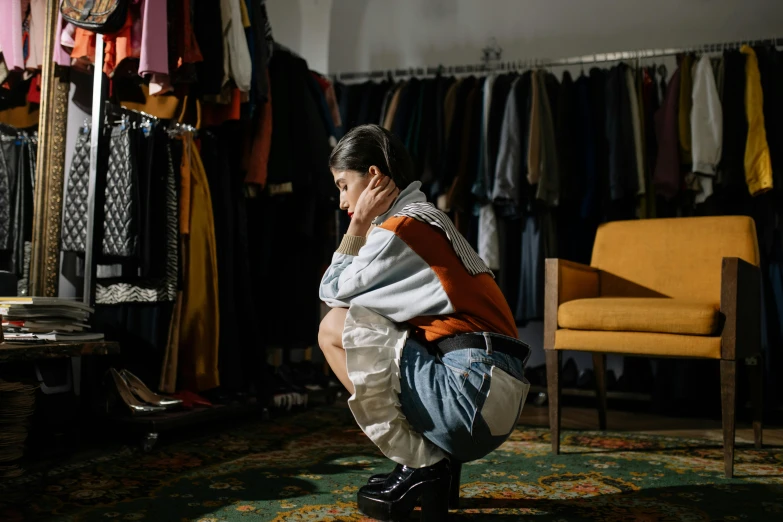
[678,54,694,169]
[741,45,774,196]
[605,64,638,201]
[493,74,529,208]
[690,54,723,204]
[527,72,541,186]
[625,66,645,196]
[720,50,748,193]
[193,0,225,96]
[754,47,783,187]
[653,67,682,200]
[438,77,475,203]
[536,71,560,206]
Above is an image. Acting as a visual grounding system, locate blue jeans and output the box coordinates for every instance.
[398,335,530,463]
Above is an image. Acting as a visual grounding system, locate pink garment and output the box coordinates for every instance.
[54,11,74,66]
[139,0,169,77]
[0,0,25,71]
[27,0,46,69]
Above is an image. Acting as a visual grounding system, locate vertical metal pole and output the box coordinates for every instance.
[83,35,105,306]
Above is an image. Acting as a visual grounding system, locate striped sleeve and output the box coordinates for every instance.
[392,203,493,277]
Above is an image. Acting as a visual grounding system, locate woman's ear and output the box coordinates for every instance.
[367,165,383,178]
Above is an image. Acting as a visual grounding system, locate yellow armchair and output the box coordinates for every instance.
[544,216,763,478]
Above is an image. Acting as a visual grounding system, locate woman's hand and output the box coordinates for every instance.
[347,174,399,237]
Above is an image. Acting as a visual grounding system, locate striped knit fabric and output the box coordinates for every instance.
[394,202,494,277]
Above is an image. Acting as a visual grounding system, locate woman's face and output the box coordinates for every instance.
[332,166,379,218]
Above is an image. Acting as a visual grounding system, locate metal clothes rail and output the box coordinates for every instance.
[334,36,781,82]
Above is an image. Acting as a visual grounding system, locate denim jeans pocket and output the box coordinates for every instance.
[480,366,530,436]
[470,364,530,443]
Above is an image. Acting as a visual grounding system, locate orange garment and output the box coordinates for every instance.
[179,137,192,235]
[201,88,242,127]
[103,11,136,76]
[245,70,273,186]
[177,135,220,391]
[71,28,95,63]
[118,83,182,120]
[71,10,138,77]
[380,216,518,342]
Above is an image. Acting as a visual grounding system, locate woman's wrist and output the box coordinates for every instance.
[336,234,367,255]
[346,216,372,238]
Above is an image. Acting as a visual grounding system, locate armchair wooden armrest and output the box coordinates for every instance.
[721,257,761,360]
[544,259,600,350]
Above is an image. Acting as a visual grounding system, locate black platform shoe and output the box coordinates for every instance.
[367,461,462,509]
[357,458,452,521]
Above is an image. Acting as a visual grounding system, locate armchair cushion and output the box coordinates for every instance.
[554,329,721,358]
[558,298,719,336]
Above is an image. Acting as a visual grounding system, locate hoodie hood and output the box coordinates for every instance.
[373,181,426,225]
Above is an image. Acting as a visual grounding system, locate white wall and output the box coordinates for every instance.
[328,0,783,73]
[267,0,333,73]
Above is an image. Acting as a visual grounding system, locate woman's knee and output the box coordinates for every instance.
[318,308,347,350]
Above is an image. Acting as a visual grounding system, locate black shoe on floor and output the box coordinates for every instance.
[357,458,453,521]
[366,460,462,509]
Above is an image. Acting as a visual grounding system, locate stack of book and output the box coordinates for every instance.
[0,297,104,342]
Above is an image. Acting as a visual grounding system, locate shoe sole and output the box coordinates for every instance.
[357,479,449,521]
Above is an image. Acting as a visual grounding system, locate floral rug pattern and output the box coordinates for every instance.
[1,405,783,521]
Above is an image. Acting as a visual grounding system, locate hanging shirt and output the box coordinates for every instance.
[220,0,253,93]
[140,0,170,94]
[691,54,723,204]
[625,66,645,196]
[26,0,45,70]
[474,73,496,200]
[0,0,24,71]
[53,11,74,66]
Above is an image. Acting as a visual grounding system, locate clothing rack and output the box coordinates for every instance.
[334,36,782,82]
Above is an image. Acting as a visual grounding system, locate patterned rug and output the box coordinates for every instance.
[1,404,783,521]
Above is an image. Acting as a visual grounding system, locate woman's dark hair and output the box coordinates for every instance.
[329,124,415,188]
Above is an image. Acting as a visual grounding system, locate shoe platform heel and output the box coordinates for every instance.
[366,459,462,510]
[419,478,451,522]
[357,473,451,522]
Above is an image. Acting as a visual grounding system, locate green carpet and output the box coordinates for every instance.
[2,404,783,521]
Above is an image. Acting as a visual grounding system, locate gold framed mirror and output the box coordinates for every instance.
[27,2,70,297]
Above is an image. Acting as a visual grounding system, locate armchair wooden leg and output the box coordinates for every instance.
[720,359,737,478]
[746,356,763,449]
[593,353,608,431]
[546,350,562,455]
